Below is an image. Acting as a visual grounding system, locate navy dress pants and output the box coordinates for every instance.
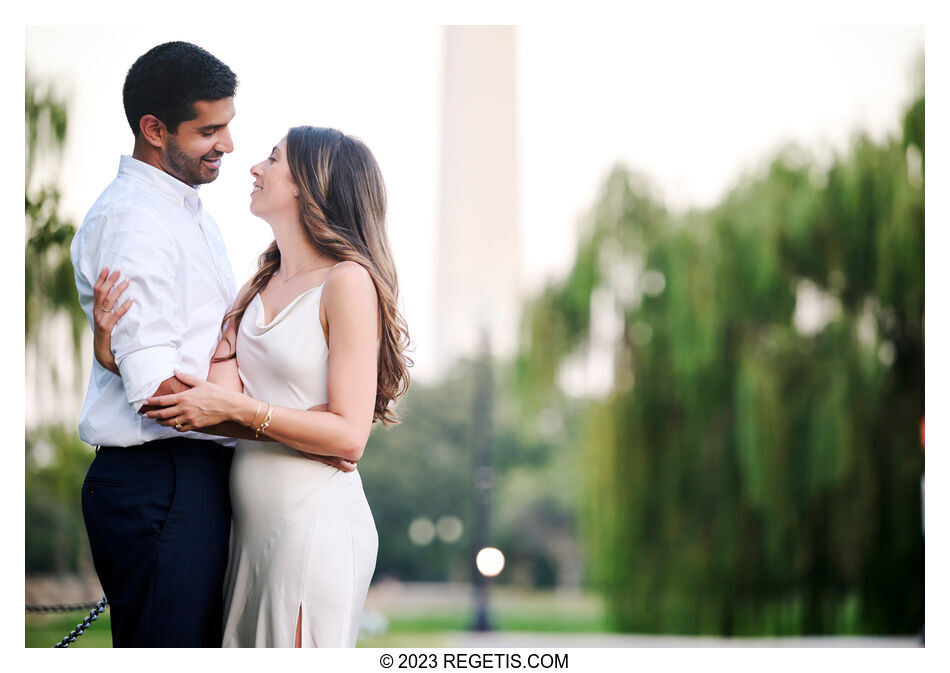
[81,437,233,647]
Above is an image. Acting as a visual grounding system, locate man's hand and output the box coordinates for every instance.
[300,453,358,473]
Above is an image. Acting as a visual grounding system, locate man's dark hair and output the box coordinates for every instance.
[123,41,238,137]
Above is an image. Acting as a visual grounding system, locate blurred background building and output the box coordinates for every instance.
[434,26,521,373]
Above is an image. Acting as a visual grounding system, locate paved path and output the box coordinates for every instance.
[451,632,920,648]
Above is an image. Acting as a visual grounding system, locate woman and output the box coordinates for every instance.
[92,126,411,647]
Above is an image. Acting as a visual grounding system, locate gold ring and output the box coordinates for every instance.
[175,420,183,431]
[100,304,114,313]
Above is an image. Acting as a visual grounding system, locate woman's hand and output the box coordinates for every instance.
[93,267,133,375]
[147,372,359,473]
[143,370,241,432]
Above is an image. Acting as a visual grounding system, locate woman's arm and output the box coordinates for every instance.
[143,262,380,463]
[206,312,243,393]
[92,268,133,374]
[90,266,357,470]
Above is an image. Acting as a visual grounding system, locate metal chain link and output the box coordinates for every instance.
[53,597,109,648]
[25,596,109,648]
[26,599,106,613]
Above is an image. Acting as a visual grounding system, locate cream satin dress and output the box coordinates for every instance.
[221,282,378,648]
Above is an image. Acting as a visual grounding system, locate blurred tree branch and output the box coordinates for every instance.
[25,72,85,352]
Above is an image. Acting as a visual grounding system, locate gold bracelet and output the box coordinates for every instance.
[249,400,263,429]
[255,404,274,439]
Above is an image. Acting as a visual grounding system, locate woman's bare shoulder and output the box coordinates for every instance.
[322,260,377,318]
[325,260,375,295]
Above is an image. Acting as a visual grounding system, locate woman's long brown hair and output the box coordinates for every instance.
[218,126,411,424]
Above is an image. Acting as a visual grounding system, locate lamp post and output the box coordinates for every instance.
[471,330,494,631]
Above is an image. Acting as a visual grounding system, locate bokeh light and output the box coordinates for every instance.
[436,515,463,543]
[408,517,435,546]
[475,547,505,577]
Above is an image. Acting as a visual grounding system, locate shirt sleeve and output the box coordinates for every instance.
[98,203,186,410]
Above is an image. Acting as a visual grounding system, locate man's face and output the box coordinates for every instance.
[161,98,236,187]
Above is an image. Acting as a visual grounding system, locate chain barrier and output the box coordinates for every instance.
[26,596,109,647]
[26,599,105,613]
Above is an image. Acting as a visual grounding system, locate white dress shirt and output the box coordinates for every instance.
[71,155,238,447]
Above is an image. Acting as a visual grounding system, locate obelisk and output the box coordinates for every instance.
[433,26,520,376]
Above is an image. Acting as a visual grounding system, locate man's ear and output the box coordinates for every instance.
[138,114,167,149]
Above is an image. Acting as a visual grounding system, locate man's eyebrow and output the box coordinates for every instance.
[197,123,225,132]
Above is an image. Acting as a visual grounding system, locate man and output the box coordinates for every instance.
[71,41,239,647]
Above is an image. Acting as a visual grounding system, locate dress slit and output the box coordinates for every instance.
[294,602,303,648]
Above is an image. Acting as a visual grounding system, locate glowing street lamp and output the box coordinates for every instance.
[476,547,505,578]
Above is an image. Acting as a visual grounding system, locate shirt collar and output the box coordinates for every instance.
[118,155,203,212]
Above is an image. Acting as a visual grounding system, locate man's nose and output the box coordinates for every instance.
[216,126,234,154]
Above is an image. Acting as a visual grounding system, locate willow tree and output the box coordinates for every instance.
[26,74,84,349]
[25,76,93,574]
[517,92,924,635]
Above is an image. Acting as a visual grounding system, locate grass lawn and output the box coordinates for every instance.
[26,586,608,648]
[357,586,609,647]
[26,611,113,648]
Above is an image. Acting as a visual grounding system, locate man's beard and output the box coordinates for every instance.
[165,136,221,187]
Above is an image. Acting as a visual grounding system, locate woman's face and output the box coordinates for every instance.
[249,137,298,220]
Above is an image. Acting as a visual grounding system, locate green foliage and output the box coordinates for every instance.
[359,359,582,587]
[25,74,85,350]
[25,76,96,580]
[519,93,924,635]
[25,427,96,574]
[25,610,112,648]
[361,365,480,581]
